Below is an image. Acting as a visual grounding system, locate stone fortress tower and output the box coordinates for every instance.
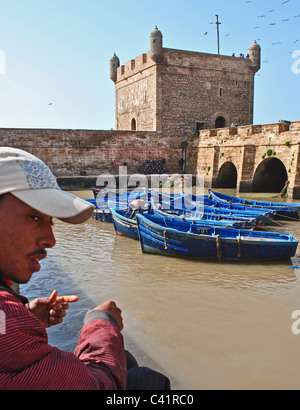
[110,28,261,137]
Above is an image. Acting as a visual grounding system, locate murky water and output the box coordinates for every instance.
[21,189,300,390]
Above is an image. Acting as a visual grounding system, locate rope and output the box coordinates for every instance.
[265,217,285,227]
[216,234,222,262]
[237,237,242,258]
[275,213,300,221]
[163,230,168,250]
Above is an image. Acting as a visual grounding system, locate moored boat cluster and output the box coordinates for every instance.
[86,188,300,262]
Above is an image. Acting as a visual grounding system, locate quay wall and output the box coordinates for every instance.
[0,128,183,178]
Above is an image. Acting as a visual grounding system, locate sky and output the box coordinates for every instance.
[0,0,299,130]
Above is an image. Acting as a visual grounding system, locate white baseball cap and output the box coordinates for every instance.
[0,147,94,224]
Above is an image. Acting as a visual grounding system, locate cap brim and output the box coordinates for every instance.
[12,188,94,224]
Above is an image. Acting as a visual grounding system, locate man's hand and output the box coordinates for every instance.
[28,290,78,328]
[93,301,124,331]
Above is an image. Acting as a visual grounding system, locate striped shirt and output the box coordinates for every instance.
[0,282,127,390]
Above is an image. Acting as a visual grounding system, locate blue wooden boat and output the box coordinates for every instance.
[93,209,113,222]
[179,192,276,220]
[159,193,274,225]
[208,190,300,219]
[111,209,140,239]
[136,213,298,261]
[150,201,260,229]
[88,188,148,222]
[111,203,259,241]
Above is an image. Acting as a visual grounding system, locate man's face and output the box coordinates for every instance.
[0,193,56,283]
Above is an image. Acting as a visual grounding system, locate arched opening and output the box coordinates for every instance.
[252,157,288,193]
[131,118,136,131]
[215,162,237,188]
[215,116,226,128]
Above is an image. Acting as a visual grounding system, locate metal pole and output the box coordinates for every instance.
[216,14,221,55]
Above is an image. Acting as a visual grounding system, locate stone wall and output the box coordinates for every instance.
[157,49,255,136]
[0,128,183,177]
[115,52,157,131]
[186,120,300,198]
[0,120,299,197]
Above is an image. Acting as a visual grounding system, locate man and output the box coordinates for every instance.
[0,147,170,390]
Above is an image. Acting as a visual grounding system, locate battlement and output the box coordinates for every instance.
[116,51,153,82]
[115,47,255,83]
[198,120,300,145]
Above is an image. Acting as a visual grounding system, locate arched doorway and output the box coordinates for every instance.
[215,116,226,128]
[252,157,288,193]
[215,162,237,188]
[131,118,136,130]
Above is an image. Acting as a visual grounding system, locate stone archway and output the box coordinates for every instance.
[215,161,238,188]
[252,157,288,193]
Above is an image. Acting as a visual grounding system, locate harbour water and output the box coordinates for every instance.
[21,189,300,390]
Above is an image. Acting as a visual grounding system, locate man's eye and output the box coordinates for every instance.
[30,215,42,223]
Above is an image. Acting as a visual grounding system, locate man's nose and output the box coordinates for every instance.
[38,224,56,249]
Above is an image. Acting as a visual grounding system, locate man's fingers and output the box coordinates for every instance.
[50,308,67,318]
[47,290,58,306]
[49,316,63,325]
[56,295,79,304]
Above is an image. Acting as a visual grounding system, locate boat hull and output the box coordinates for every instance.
[111,209,139,240]
[208,190,300,220]
[136,214,298,261]
[93,209,113,223]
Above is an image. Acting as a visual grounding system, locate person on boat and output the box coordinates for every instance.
[0,147,170,390]
[125,198,145,219]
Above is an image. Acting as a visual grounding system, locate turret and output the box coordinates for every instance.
[249,41,261,73]
[150,26,163,62]
[110,53,120,82]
